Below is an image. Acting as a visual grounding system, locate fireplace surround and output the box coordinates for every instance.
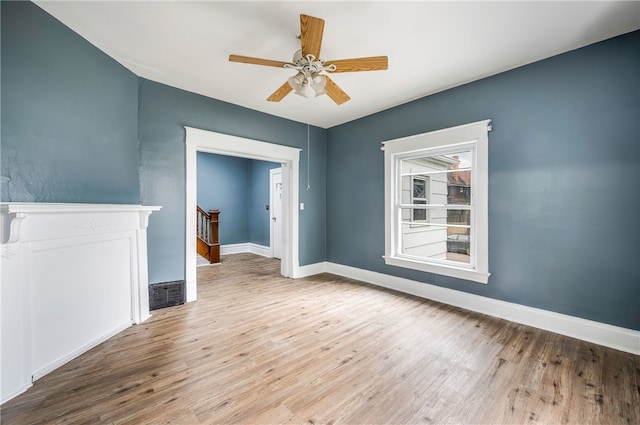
[1,203,161,403]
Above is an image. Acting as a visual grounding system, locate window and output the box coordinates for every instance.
[411,177,428,221]
[383,120,491,283]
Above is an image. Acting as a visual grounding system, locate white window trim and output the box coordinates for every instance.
[382,120,491,284]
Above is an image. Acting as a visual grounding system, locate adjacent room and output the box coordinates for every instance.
[1,1,638,424]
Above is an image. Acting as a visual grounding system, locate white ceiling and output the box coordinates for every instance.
[34,1,640,129]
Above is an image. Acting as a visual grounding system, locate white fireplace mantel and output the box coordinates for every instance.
[1,203,161,404]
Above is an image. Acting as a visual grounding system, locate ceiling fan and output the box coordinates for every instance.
[229,14,388,105]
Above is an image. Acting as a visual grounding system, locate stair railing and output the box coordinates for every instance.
[196,207,220,264]
[197,206,210,243]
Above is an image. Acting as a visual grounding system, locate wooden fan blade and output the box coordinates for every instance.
[300,14,324,59]
[229,54,290,68]
[324,75,350,105]
[267,81,293,102]
[325,56,388,73]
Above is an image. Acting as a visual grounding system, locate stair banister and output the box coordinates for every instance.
[196,207,220,264]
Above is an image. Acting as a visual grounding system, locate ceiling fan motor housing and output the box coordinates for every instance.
[292,49,324,74]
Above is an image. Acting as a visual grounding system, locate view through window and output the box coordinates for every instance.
[400,151,472,265]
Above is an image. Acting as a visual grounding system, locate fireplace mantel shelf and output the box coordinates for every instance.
[1,203,161,244]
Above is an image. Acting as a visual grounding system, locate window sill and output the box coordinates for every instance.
[383,255,490,284]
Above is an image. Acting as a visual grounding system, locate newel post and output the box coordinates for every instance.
[208,210,220,263]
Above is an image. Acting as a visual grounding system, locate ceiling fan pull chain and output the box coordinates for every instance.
[307,124,311,191]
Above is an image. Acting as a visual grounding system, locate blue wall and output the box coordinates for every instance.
[1,1,139,203]
[197,152,279,246]
[326,31,640,330]
[0,1,327,286]
[197,153,249,245]
[138,79,327,283]
[2,1,636,331]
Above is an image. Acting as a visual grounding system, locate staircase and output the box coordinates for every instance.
[197,207,220,264]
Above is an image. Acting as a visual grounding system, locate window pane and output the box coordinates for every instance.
[413,179,426,199]
[445,231,471,263]
[400,150,472,207]
[447,209,470,226]
[400,208,471,265]
[413,200,427,221]
[400,224,471,265]
[401,223,449,260]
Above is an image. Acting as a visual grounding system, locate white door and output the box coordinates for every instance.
[270,168,283,259]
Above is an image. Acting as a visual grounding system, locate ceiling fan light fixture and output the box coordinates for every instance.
[288,73,311,98]
[311,74,327,96]
[288,73,304,87]
[295,84,311,98]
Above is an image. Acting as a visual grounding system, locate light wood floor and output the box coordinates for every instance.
[2,253,638,424]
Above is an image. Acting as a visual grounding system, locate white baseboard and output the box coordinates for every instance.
[308,262,640,355]
[32,321,133,381]
[221,243,272,258]
[0,382,32,405]
[220,243,249,255]
[293,261,329,278]
[248,243,272,258]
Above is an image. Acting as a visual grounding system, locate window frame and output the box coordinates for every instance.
[382,120,491,284]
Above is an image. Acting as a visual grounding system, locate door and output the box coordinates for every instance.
[270,168,283,259]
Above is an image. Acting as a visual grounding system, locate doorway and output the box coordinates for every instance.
[184,127,301,302]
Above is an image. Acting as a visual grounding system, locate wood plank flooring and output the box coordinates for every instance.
[2,253,639,424]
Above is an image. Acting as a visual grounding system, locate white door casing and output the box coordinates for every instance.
[185,127,301,302]
[270,168,283,259]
